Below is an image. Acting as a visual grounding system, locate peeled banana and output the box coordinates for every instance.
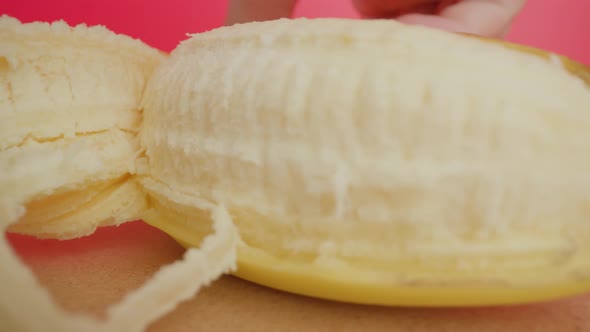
[2,14,590,332]
[141,18,590,306]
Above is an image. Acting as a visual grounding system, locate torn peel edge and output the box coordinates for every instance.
[105,195,238,332]
[1,182,124,331]
[0,215,104,332]
[0,178,238,332]
[1,182,239,332]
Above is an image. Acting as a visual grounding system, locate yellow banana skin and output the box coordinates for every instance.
[141,18,590,306]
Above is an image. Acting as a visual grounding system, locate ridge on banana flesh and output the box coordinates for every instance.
[0,15,236,332]
[140,18,590,306]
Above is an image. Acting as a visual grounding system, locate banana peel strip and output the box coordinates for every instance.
[0,201,101,331]
[106,201,238,332]
[0,196,238,332]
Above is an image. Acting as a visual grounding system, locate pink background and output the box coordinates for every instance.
[2,0,590,65]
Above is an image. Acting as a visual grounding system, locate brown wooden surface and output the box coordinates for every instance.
[8,221,590,332]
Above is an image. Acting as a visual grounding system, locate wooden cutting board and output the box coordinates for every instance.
[8,221,590,332]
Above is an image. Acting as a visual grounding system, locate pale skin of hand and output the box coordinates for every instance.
[226,0,527,38]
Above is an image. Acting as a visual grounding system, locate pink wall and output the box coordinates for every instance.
[2,0,589,64]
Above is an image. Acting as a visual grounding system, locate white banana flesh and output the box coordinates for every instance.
[140,18,590,305]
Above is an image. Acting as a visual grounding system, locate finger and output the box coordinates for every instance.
[397,0,527,37]
[353,0,440,18]
[440,0,527,36]
[225,0,298,26]
[355,0,462,18]
[395,14,468,33]
[388,2,441,17]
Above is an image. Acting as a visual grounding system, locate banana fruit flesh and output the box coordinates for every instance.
[141,18,590,306]
[2,14,590,331]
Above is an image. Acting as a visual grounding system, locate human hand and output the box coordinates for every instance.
[226,0,527,38]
